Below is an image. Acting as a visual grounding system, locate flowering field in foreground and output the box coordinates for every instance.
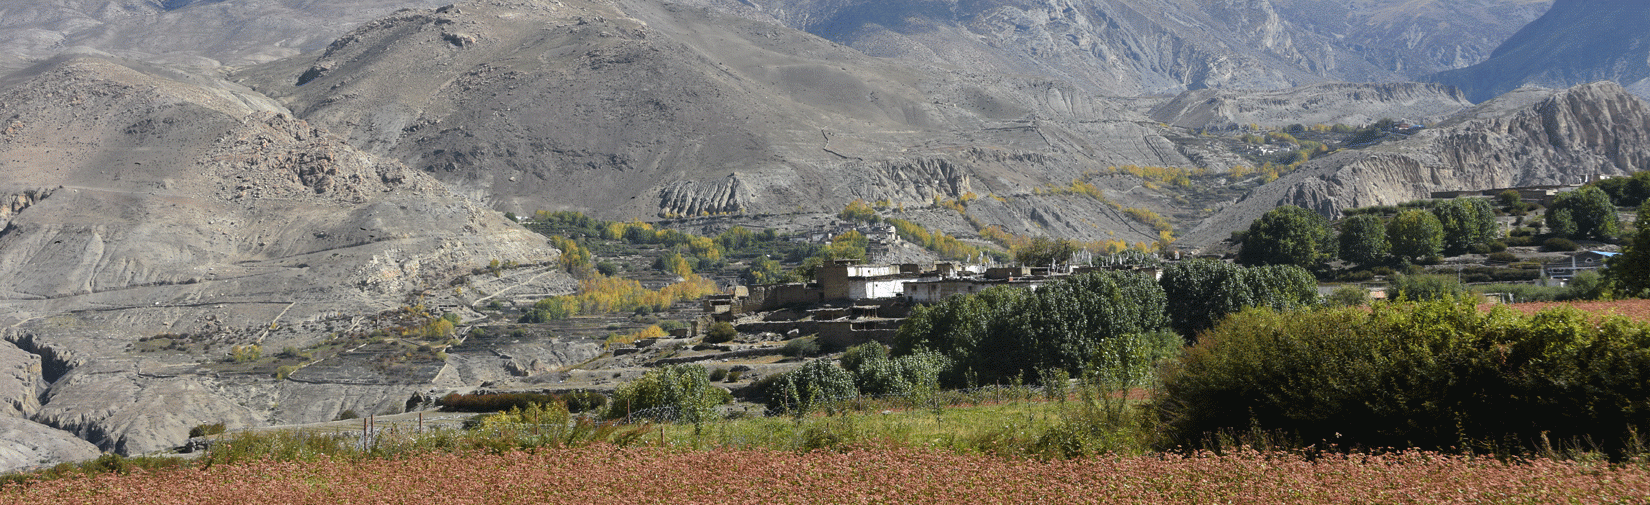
[5,446,1647,504]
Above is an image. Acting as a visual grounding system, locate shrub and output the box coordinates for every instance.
[275,365,299,380]
[1389,274,1468,302]
[1325,285,1370,307]
[1543,237,1579,252]
[1156,302,1650,457]
[851,349,950,396]
[336,409,360,421]
[1486,251,1519,263]
[189,423,227,438]
[603,364,726,426]
[780,336,821,357]
[838,342,889,374]
[759,359,858,414]
[708,368,729,382]
[704,321,737,344]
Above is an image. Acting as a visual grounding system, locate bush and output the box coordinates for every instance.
[704,321,737,344]
[603,364,727,426]
[1325,285,1370,307]
[708,368,729,382]
[851,349,949,396]
[780,336,821,357]
[1542,237,1579,252]
[1156,302,1650,457]
[758,359,858,414]
[1389,273,1469,302]
[189,423,227,438]
[1486,251,1519,263]
[336,410,360,421]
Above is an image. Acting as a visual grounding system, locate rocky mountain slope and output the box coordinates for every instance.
[0,0,450,72]
[676,0,1550,96]
[1148,82,1472,129]
[1431,0,1650,102]
[0,55,561,463]
[1180,82,1650,246]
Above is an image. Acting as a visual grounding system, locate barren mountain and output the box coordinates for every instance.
[0,55,561,461]
[1430,0,1650,102]
[231,0,1212,246]
[675,0,1551,95]
[1148,82,1472,129]
[0,0,450,71]
[1180,81,1650,246]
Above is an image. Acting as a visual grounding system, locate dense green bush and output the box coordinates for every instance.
[895,271,1169,387]
[1159,260,1318,338]
[1388,274,1469,301]
[604,365,727,426]
[1156,302,1650,456]
[703,321,737,344]
[780,336,821,357]
[850,347,949,396]
[758,358,858,413]
[1543,237,1579,252]
[1325,285,1370,307]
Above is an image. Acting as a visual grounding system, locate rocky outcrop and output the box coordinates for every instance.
[1149,83,1473,129]
[0,340,42,418]
[1181,81,1650,246]
[0,416,101,474]
[32,361,261,455]
[0,55,562,454]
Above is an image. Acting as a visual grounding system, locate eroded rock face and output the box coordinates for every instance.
[0,340,42,418]
[0,55,563,454]
[32,361,260,455]
[0,416,101,474]
[1181,82,1650,245]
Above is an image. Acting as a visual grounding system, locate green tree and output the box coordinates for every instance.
[894,271,1169,386]
[1337,214,1390,267]
[1606,202,1650,297]
[604,364,724,427]
[1237,206,1333,267]
[1549,186,1619,239]
[1496,190,1524,209]
[1387,209,1443,261]
[1159,259,1319,337]
[1430,198,1496,254]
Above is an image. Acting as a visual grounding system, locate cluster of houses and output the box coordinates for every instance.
[705,259,1159,316]
[700,259,1159,348]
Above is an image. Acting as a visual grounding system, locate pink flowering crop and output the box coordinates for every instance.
[4,445,1647,504]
